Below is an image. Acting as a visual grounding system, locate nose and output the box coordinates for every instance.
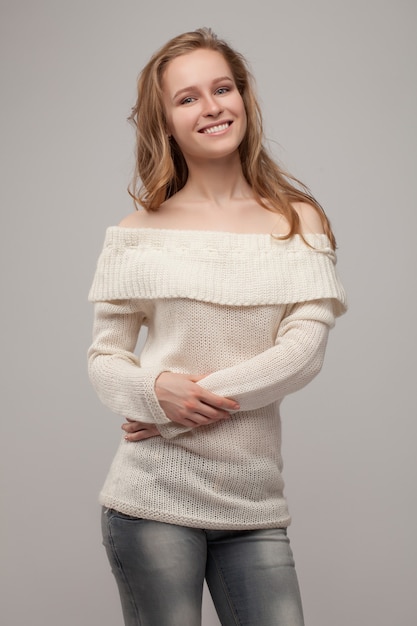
[202,94,223,117]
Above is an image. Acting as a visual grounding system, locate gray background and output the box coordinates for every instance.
[1,1,415,624]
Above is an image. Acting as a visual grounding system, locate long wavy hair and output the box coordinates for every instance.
[128,28,336,248]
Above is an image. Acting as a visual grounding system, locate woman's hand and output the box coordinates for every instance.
[121,372,240,441]
[155,372,239,427]
[122,419,161,442]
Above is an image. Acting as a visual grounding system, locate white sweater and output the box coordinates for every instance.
[88,227,347,529]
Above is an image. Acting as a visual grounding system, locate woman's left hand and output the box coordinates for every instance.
[122,418,161,442]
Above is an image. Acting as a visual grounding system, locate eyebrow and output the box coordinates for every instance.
[172,76,234,101]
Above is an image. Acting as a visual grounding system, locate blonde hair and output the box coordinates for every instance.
[128,28,336,248]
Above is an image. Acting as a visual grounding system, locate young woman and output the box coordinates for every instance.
[88,28,347,626]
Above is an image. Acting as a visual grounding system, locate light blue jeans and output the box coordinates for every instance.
[102,507,305,626]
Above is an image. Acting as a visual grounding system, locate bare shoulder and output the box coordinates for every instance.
[292,202,325,234]
[118,210,153,228]
[118,197,183,229]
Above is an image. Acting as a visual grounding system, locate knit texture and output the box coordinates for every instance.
[88,228,346,529]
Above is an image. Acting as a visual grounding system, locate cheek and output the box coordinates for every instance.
[167,118,181,142]
[233,94,247,125]
[163,103,181,137]
[168,112,193,142]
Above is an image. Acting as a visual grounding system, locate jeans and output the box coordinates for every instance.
[101,507,305,626]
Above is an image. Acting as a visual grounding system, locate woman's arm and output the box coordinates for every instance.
[197,299,335,411]
[88,300,171,425]
[88,300,237,434]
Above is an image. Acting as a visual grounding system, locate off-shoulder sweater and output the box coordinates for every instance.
[88,228,347,530]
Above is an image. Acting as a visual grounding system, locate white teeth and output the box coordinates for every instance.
[203,122,230,134]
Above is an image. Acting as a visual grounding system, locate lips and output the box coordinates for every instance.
[198,121,232,134]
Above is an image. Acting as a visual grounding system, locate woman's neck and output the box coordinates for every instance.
[181,153,253,207]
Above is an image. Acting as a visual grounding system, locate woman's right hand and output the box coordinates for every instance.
[155,372,240,427]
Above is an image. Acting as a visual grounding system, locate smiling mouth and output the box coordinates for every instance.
[199,121,232,134]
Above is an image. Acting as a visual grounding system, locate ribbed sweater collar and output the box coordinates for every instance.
[89,227,347,315]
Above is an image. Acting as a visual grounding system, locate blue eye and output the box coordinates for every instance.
[181,97,195,105]
[216,87,230,95]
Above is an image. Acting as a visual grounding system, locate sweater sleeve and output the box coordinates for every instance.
[196,299,334,411]
[87,300,172,427]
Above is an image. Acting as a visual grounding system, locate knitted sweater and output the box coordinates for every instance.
[88,227,346,529]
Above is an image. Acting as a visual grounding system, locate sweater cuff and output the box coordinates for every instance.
[156,422,193,439]
[141,367,172,425]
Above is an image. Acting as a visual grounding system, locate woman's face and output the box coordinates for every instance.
[162,49,247,164]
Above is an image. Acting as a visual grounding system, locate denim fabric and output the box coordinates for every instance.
[101,507,305,626]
